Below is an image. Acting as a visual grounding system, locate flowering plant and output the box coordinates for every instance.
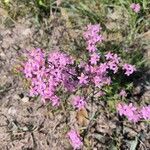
[22,24,149,149]
[23,24,136,106]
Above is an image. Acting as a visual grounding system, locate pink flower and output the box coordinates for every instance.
[78,73,88,84]
[105,52,113,60]
[119,90,127,97]
[117,103,150,122]
[99,63,108,73]
[90,53,100,65]
[130,3,141,13]
[108,61,118,73]
[50,95,60,106]
[125,103,140,122]
[117,103,126,116]
[83,24,104,53]
[112,54,121,64]
[23,49,77,105]
[104,77,111,85]
[67,129,83,150]
[48,51,73,68]
[105,53,120,64]
[140,105,150,120]
[93,75,102,87]
[123,64,136,76]
[87,44,97,53]
[117,103,141,123]
[72,96,86,110]
[98,34,104,42]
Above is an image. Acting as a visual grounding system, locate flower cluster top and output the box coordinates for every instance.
[23,24,136,109]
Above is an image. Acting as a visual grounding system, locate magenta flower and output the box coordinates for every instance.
[140,105,150,120]
[105,52,113,60]
[105,52,120,64]
[23,25,141,127]
[98,63,108,73]
[130,3,141,13]
[108,61,118,73]
[123,64,136,76]
[78,73,88,84]
[67,129,83,150]
[93,75,102,87]
[117,103,126,116]
[87,44,97,53]
[50,95,60,106]
[48,51,73,68]
[117,103,141,123]
[90,53,100,65]
[104,77,111,85]
[83,24,104,53]
[117,103,150,122]
[23,49,77,105]
[72,96,86,110]
[112,54,121,64]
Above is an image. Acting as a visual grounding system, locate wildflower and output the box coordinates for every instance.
[123,64,136,76]
[90,53,100,65]
[87,44,97,52]
[99,63,108,73]
[93,75,102,87]
[140,105,150,120]
[105,52,113,60]
[117,103,141,123]
[130,3,141,13]
[112,54,121,64]
[119,90,127,97]
[48,51,73,68]
[108,61,118,73]
[83,24,104,53]
[117,103,126,116]
[78,73,88,84]
[105,53,120,64]
[67,129,83,150]
[23,49,76,104]
[72,96,86,110]
[23,49,45,78]
[104,77,111,85]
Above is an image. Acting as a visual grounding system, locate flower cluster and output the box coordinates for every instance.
[67,129,83,149]
[117,103,150,123]
[80,25,135,91]
[83,24,104,53]
[130,3,141,13]
[23,24,136,109]
[105,52,121,73]
[22,24,145,149]
[24,49,77,106]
